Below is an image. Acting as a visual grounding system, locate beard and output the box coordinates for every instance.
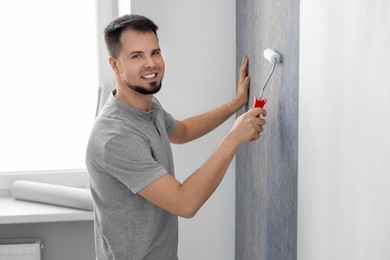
[123,79,162,95]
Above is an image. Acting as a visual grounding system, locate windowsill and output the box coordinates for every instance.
[0,196,93,225]
[0,169,89,196]
[0,169,93,225]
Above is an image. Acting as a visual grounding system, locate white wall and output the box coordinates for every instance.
[132,1,236,259]
[0,221,95,260]
[299,0,390,259]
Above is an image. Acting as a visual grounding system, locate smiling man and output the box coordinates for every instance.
[86,14,266,260]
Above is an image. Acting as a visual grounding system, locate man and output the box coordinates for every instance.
[86,14,266,260]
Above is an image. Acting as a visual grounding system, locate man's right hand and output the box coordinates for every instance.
[228,107,267,144]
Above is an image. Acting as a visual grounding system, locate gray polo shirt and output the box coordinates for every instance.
[86,91,178,260]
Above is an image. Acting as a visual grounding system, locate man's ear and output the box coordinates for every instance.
[108,56,118,72]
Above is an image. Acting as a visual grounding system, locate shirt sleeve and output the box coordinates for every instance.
[102,130,168,194]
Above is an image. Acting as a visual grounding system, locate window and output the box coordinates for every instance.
[0,1,98,172]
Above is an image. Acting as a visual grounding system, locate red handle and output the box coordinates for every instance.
[252,96,267,108]
[250,96,267,141]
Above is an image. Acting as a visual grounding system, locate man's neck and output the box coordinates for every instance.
[115,86,153,112]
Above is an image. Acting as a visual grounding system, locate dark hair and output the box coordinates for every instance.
[104,14,159,58]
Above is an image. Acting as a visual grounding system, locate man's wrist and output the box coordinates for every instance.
[229,97,245,113]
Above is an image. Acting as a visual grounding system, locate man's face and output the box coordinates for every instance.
[115,29,165,95]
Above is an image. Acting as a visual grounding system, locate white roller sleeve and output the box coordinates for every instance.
[11,180,93,211]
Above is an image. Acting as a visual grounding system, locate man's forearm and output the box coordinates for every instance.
[174,99,243,143]
[178,134,239,217]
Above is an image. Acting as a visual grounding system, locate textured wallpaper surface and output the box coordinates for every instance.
[235,0,299,259]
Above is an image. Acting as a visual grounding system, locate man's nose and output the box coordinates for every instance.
[144,55,156,68]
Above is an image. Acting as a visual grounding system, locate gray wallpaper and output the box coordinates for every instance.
[235,0,299,259]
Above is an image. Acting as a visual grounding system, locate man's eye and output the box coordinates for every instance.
[131,54,142,59]
[152,51,160,56]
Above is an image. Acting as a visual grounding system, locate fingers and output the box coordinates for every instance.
[229,106,267,144]
[254,118,265,132]
[239,55,249,83]
[247,108,266,141]
[253,118,266,136]
[248,107,267,118]
[251,127,263,141]
[234,56,250,109]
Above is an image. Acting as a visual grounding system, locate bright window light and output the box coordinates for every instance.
[118,0,131,16]
[0,1,98,172]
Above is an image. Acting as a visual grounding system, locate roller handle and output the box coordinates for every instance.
[250,96,267,141]
[252,96,267,108]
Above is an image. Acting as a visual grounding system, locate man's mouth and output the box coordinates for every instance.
[141,73,157,79]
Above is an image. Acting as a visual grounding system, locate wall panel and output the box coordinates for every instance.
[235,0,299,259]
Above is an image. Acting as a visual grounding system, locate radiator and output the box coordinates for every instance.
[0,238,42,260]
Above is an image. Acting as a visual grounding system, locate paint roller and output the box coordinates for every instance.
[252,48,281,108]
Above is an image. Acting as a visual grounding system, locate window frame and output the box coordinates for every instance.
[0,0,119,191]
